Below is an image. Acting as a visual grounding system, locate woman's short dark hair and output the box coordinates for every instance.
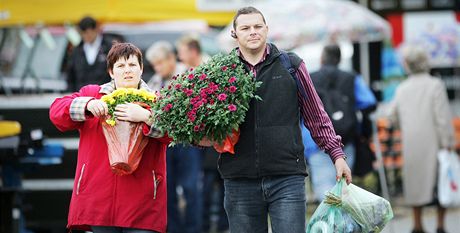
[107,43,143,72]
[232,6,266,30]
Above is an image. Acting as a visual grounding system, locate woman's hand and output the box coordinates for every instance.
[334,157,352,185]
[114,103,151,124]
[86,99,108,118]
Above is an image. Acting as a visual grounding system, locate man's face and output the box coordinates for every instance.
[177,44,194,67]
[80,28,98,44]
[151,54,176,79]
[234,13,268,51]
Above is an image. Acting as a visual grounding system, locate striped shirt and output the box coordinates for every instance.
[237,45,345,162]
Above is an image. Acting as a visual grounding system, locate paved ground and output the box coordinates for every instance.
[380,206,460,233]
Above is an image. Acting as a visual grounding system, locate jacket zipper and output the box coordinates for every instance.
[76,164,86,195]
[152,170,158,199]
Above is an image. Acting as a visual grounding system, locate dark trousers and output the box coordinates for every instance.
[202,169,229,232]
[166,145,203,233]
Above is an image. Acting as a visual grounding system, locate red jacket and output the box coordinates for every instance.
[49,84,170,232]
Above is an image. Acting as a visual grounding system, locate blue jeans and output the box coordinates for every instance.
[167,145,203,233]
[224,175,306,233]
[307,143,355,201]
[91,226,158,233]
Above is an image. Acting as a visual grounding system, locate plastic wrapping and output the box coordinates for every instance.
[307,179,393,233]
[101,119,149,175]
[213,130,240,154]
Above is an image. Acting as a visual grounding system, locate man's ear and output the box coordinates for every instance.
[231,30,237,39]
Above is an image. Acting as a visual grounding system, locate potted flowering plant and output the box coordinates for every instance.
[101,88,156,175]
[152,51,261,153]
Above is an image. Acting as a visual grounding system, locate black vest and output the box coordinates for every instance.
[218,44,307,179]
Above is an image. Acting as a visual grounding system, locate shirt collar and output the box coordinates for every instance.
[99,79,152,94]
[84,34,102,48]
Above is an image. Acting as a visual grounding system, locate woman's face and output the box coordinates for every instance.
[109,55,143,89]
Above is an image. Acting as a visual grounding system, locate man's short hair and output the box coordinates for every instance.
[78,16,97,31]
[176,34,201,54]
[322,44,341,66]
[232,6,266,30]
[107,42,143,72]
[145,41,175,62]
[400,44,430,74]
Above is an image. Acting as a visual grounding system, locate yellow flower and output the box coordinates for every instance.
[106,118,116,126]
[127,88,135,95]
[101,95,110,102]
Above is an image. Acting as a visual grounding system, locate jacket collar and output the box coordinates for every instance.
[234,43,282,70]
[99,79,152,94]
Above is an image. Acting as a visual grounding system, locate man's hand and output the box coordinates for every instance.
[86,99,108,118]
[197,137,214,147]
[114,103,151,123]
[334,157,352,185]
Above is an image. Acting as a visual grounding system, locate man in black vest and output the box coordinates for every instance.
[67,16,113,92]
[209,7,352,233]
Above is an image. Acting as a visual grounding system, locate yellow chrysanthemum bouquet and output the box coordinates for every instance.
[100,88,156,175]
[101,88,156,126]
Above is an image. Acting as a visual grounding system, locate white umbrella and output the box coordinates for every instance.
[218,0,392,51]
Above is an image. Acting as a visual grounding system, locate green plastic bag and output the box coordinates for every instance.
[307,179,393,233]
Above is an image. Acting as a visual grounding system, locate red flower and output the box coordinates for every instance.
[229,76,237,83]
[193,125,201,132]
[221,66,228,71]
[228,104,237,112]
[183,88,194,97]
[229,86,237,93]
[175,84,182,89]
[188,74,195,80]
[189,67,194,71]
[231,64,237,69]
[199,73,207,80]
[163,103,173,112]
[187,111,197,122]
[218,94,227,101]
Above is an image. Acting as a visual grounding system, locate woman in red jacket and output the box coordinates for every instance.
[50,43,170,233]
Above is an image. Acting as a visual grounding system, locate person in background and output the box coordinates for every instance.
[199,7,352,233]
[388,45,455,233]
[50,42,170,233]
[176,34,209,68]
[67,16,114,92]
[145,41,186,92]
[201,148,229,233]
[158,35,206,233]
[306,44,377,201]
[176,34,229,233]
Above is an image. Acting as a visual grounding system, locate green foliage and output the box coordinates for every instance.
[152,51,261,145]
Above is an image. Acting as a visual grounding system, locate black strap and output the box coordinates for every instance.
[279,51,308,100]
